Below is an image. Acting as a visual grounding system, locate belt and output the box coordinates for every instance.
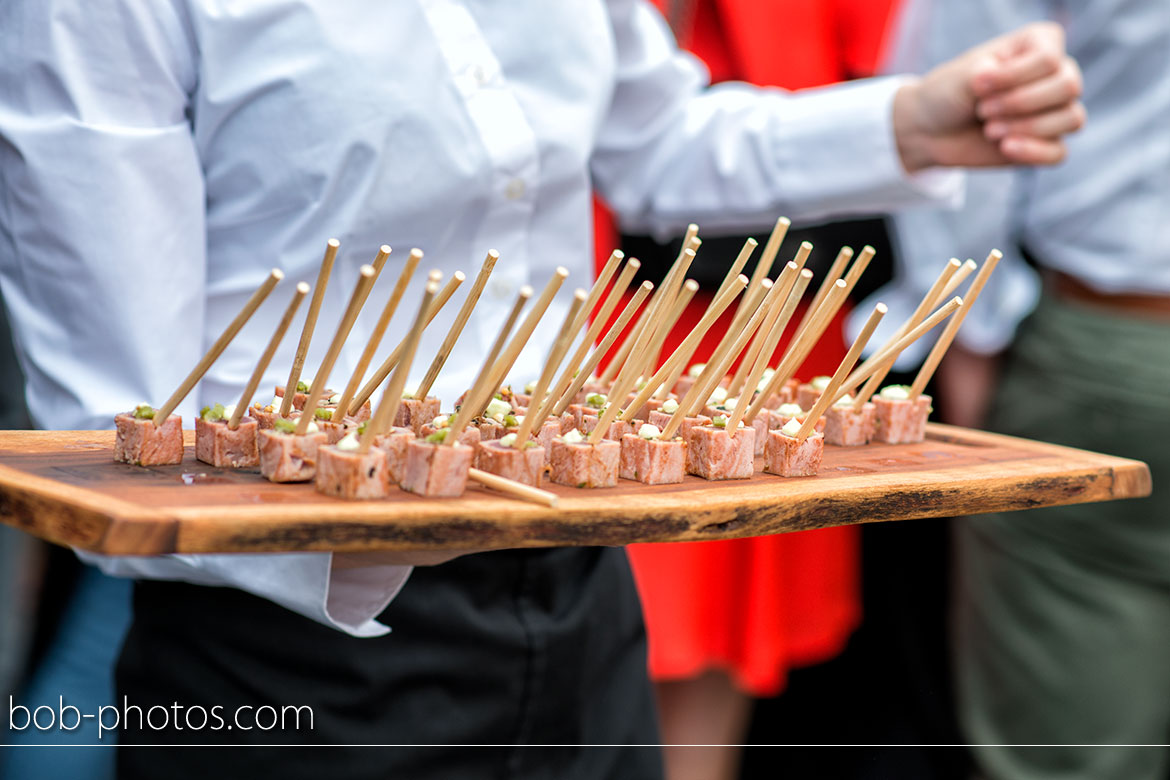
[1046,270,1170,318]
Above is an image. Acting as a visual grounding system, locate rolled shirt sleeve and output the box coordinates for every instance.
[0,0,411,636]
[592,0,964,240]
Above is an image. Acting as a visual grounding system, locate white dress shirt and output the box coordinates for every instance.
[853,0,1170,358]
[0,0,960,636]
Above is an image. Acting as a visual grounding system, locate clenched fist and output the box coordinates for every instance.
[894,22,1085,172]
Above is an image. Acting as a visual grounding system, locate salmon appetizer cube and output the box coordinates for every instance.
[685,425,755,480]
[114,408,183,466]
[195,417,259,468]
[764,429,825,477]
[315,445,390,500]
[401,440,473,497]
[549,436,620,488]
[619,433,687,485]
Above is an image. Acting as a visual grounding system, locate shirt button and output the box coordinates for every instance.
[504,178,527,200]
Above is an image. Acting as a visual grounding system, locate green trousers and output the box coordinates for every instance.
[955,295,1170,779]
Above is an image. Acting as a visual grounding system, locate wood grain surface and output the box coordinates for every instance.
[0,426,1149,555]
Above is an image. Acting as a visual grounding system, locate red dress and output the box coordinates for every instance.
[605,0,899,696]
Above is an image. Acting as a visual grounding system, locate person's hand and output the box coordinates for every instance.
[894,22,1085,172]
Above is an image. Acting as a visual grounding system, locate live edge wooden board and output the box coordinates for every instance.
[0,426,1149,555]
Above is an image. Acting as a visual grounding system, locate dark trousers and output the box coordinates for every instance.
[116,547,663,780]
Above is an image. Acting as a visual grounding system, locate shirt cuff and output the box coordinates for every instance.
[76,550,412,638]
[770,75,965,215]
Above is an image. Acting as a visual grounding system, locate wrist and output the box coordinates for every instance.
[893,79,935,174]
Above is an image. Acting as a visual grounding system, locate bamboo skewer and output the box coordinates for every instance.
[790,245,854,340]
[909,250,1002,397]
[598,231,698,386]
[348,271,465,414]
[743,279,849,425]
[724,266,811,431]
[512,290,588,446]
[936,258,978,305]
[467,268,569,421]
[587,279,700,445]
[331,249,423,424]
[653,239,758,403]
[548,281,654,420]
[155,268,284,425]
[620,276,749,423]
[659,278,775,441]
[444,289,532,445]
[726,248,809,397]
[571,249,624,338]
[358,280,439,453]
[294,265,378,435]
[647,245,701,369]
[228,282,310,430]
[280,240,339,418]
[468,468,559,507]
[539,259,643,425]
[413,251,499,401]
[682,277,782,417]
[833,297,964,403]
[737,216,790,317]
[853,258,962,411]
[794,303,887,441]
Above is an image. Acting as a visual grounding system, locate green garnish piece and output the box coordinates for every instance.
[357,421,368,435]
[523,440,539,450]
[504,414,519,427]
[585,392,606,409]
[296,381,310,393]
[132,404,155,420]
[493,392,503,401]
[273,418,297,434]
[200,403,226,422]
[314,407,333,420]
[425,429,449,444]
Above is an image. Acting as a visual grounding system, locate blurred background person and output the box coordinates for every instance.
[859,0,1169,777]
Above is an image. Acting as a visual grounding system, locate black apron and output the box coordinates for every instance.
[115,547,663,780]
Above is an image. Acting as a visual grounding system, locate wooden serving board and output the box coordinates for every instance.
[0,426,1149,555]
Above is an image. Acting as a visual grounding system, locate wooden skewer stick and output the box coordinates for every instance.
[732,269,815,426]
[700,235,804,396]
[834,297,963,402]
[444,289,532,445]
[938,258,978,303]
[681,277,783,418]
[620,276,749,423]
[647,245,702,369]
[725,265,810,431]
[791,245,853,340]
[743,279,849,425]
[466,267,569,422]
[294,265,378,435]
[513,290,588,446]
[597,233,698,386]
[736,216,790,318]
[853,258,962,411]
[229,282,309,430]
[659,279,774,440]
[588,279,700,445]
[795,303,887,441]
[570,249,624,338]
[413,251,500,401]
[155,269,283,425]
[548,281,654,420]
[280,239,339,417]
[909,250,1002,397]
[358,280,439,453]
[727,247,810,397]
[671,277,775,422]
[653,239,758,402]
[539,258,642,424]
[348,271,465,414]
[331,249,423,424]
[468,468,559,507]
